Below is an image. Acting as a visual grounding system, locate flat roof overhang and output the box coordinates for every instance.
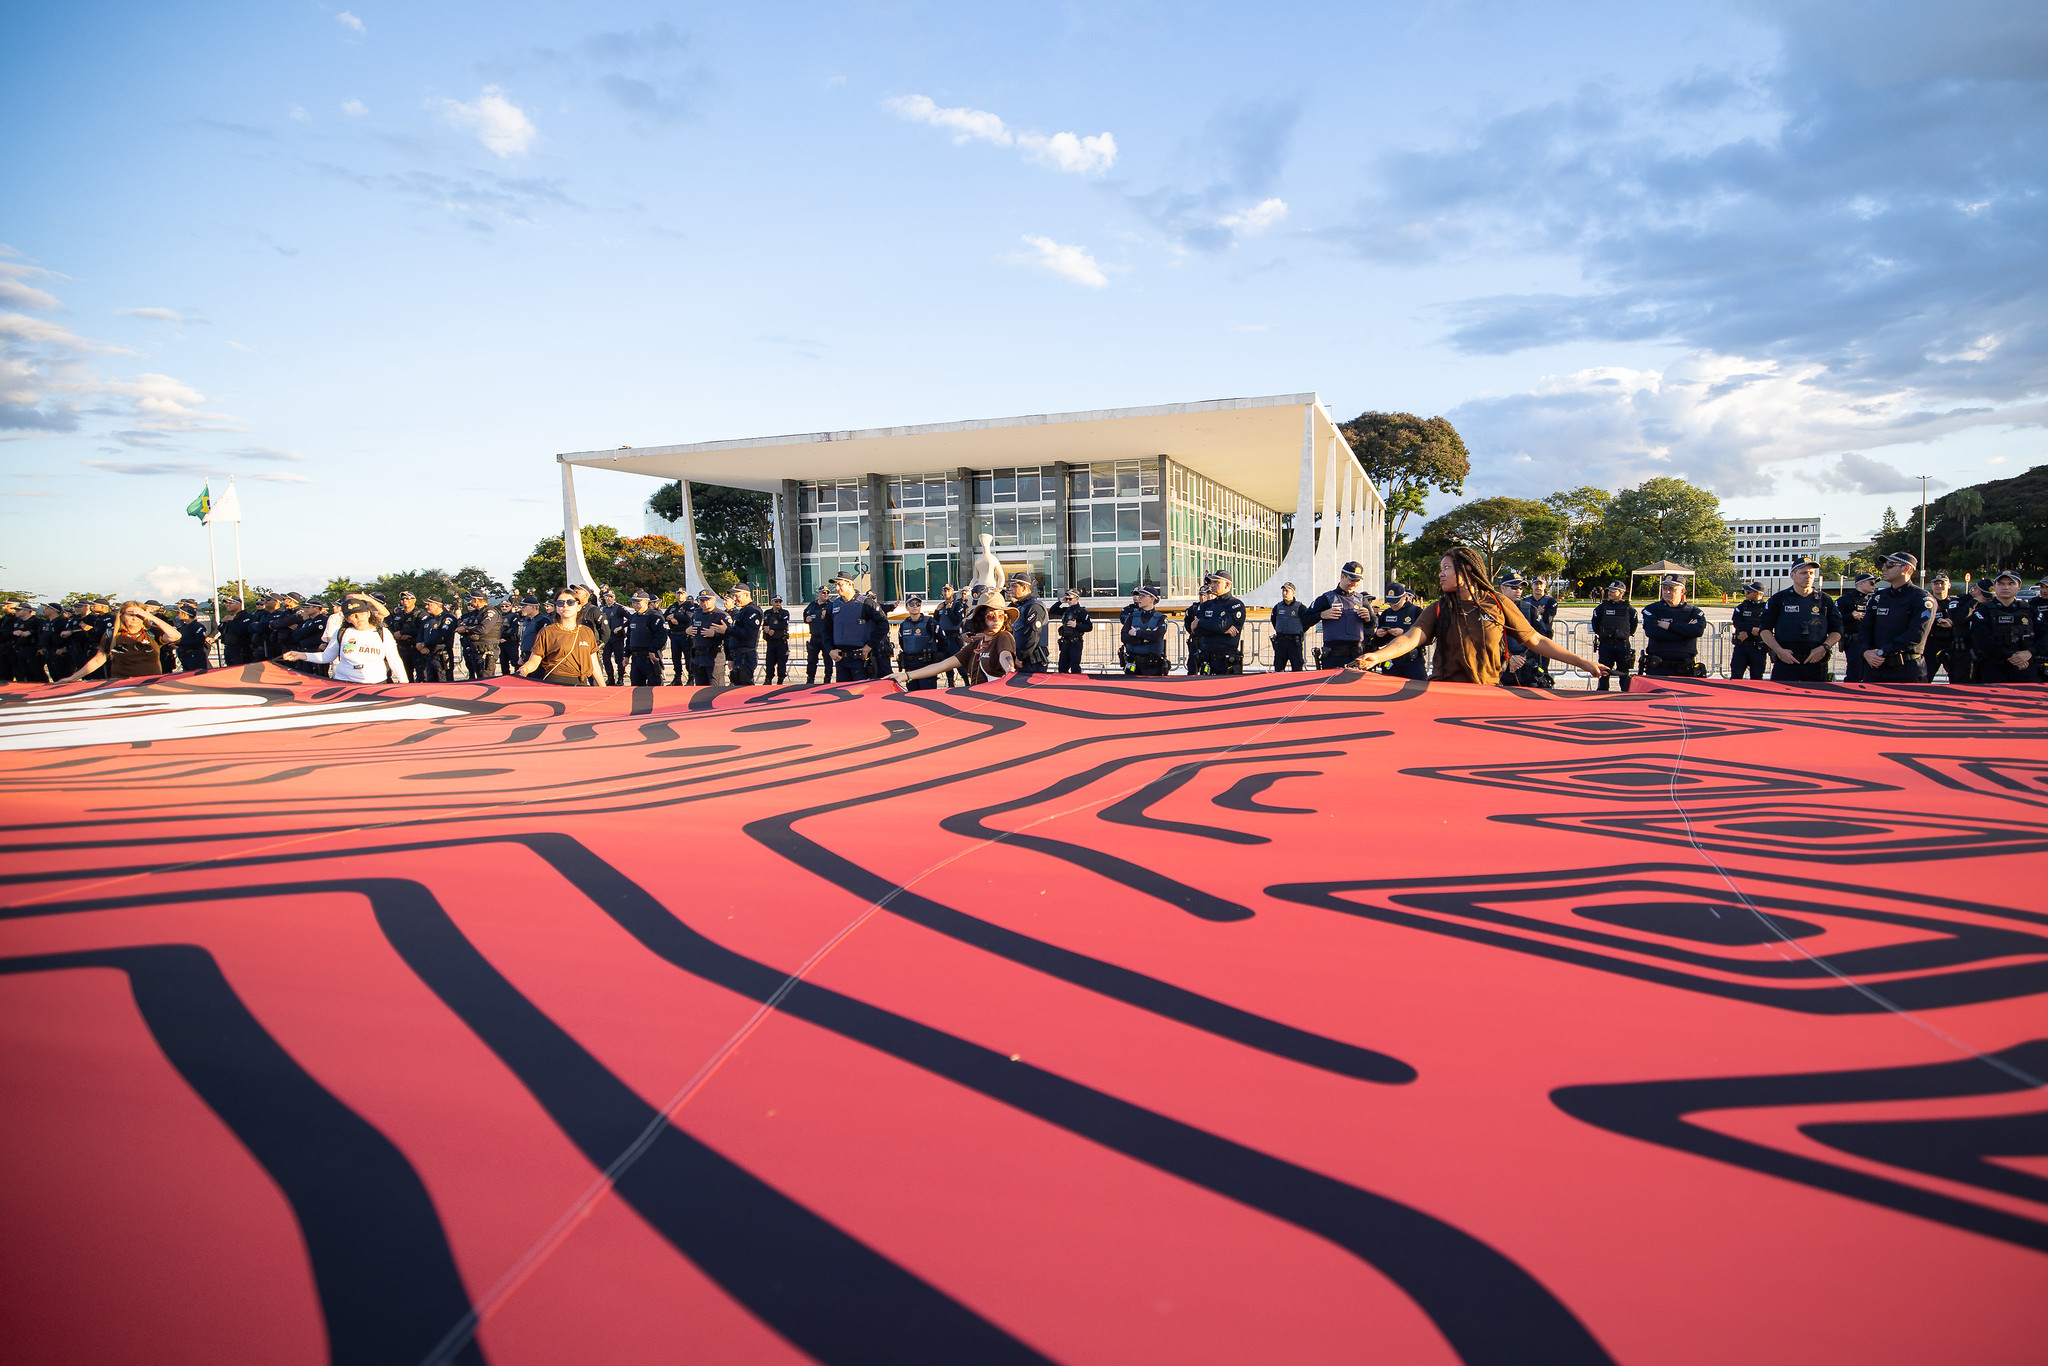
[559,393,1350,515]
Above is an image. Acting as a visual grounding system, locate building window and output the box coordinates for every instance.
[1065,459,1161,597]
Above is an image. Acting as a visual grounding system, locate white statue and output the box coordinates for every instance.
[968,532,1006,600]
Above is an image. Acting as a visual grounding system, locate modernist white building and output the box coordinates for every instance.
[558,394,1384,605]
[1726,514,1822,589]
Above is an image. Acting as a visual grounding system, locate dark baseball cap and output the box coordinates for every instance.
[1338,560,1365,579]
[1386,582,1408,597]
[1791,557,1819,570]
[1744,580,1765,591]
[1883,550,1918,568]
[1854,572,1878,585]
[1994,569,2022,583]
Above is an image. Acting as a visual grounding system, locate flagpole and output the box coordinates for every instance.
[207,515,221,653]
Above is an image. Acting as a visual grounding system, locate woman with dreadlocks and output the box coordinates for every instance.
[1358,546,1608,686]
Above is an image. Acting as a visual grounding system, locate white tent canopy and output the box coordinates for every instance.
[555,393,1383,601]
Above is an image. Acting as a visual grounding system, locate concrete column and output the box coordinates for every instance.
[1156,454,1170,594]
[559,458,596,589]
[865,472,888,596]
[670,480,710,597]
[1314,435,1340,594]
[1051,460,1071,593]
[953,465,974,592]
[1246,404,1315,603]
[775,479,800,603]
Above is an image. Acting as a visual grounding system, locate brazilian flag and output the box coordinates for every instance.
[186,483,211,520]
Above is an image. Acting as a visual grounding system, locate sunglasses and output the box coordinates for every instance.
[554,599,576,606]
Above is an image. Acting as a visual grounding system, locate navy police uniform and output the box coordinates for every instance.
[1055,600,1093,673]
[1268,593,1309,672]
[1728,588,1770,679]
[1119,593,1169,676]
[1590,591,1637,692]
[1760,584,1842,682]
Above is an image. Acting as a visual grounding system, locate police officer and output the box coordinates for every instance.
[1759,559,1842,682]
[38,603,69,681]
[1639,574,1707,677]
[1924,573,1971,684]
[659,593,691,684]
[2033,576,2048,681]
[1268,583,1309,672]
[1119,585,1170,675]
[725,585,763,685]
[1972,570,2044,684]
[1859,551,1935,682]
[1728,580,1771,679]
[1373,583,1426,679]
[290,603,326,672]
[517,595,545,663]
[589,589,624,685]
[896,594,940,690]
[1308,561,1374,670]
[1186,569,1246,674]
[802,585,833,683]
[1515,575,1561,687]
[681,588,728,686]
[823,573,883,682]
[499,595,524,675]
[386,592,419,668]
[1838,572,1877,681]
[1054,589,1093,673]
[173,601,213,672]
[414,596,458,682]
[762,594,791,683]
[8,603,45,683]
[1589,582,1637,691]
[457,590,503,678]
[1006,575,1050,673]
[620,589,666,685]
[933,585,965,687]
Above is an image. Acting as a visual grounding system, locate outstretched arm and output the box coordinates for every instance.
[1529,633,1609,679]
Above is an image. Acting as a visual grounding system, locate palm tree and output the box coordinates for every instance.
[1943,489,1984,547]
[1972,521,2021,570]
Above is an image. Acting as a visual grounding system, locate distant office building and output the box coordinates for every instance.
[1726,515,1822,589]
[577,394,1384,604]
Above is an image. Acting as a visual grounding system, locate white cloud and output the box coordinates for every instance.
[884,94,1116,176]
[336,11,364,35]
[1218,197,1288,237]
[436,87,538,158]
[342,98,368,118]
[117,307,184,323]
[0,259,64,313]
[1009,235,1108,289]
[247,470,313,483]
[224,340,252,352]
[1016,130,1118,176]
[229,445,306,462]
[289,104,311,122]
[1447,350,2040,500]
[146,565,208,599]
[1810,452,1946,495]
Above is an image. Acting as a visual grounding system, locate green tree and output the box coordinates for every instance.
[1340,412,1471,554]
[1501,510,1569,579]
[1942,488,1984,546]
[1594,477,1734,582]
[368,568,464,607]
[1542,486,1621,592]
[648,482,774,585]
[1412,496,1552,582]
[1972,522,2022,568]
[451,565,508,599]
[601,535,692,599]
[514,525,622,597]
[321,576,363,600]
[1819,554,1850,585]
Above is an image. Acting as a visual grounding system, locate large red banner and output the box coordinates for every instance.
[1,665,2042,1364]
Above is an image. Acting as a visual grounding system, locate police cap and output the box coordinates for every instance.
[1994,568,2022,584]
[1883,550,1918,569]
[1338,560,1365,580]
[1007,573,1033,588]
[424,595,443,606]
[521,595,538,605]
[1791,557,1819,570]
[1659,574,1686,587]
[1854,572,1878,586]
[1133,584,1160,601]
[399,591,416,600]
[771,595,784,603]
[1605,581,1625,592]
[696,589,716,601]
[1386,582,1408,597]
[1743,580,1765,592]
[1207,569,1232,583]
[470,590,488,601]
[630,589,651,602]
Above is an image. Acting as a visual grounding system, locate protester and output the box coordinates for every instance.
[518,592,602,685]
[60,601,182,682]
[894,600,1018,689]
[1359,548,1608,686]
[284,595,409,683]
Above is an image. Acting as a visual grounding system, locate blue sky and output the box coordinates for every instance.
[4,0,2043,598]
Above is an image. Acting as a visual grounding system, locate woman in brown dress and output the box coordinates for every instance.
[60,601,182,682]
[517,592,603,685]
[893,601,1017,688]
[1360,546,1608,686]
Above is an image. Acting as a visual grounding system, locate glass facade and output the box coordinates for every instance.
[791,456,1281,602]
[1065,459,1163,598]
[1166,463,1282,599]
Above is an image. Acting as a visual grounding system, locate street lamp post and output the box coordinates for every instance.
[1917,474,1930,573]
